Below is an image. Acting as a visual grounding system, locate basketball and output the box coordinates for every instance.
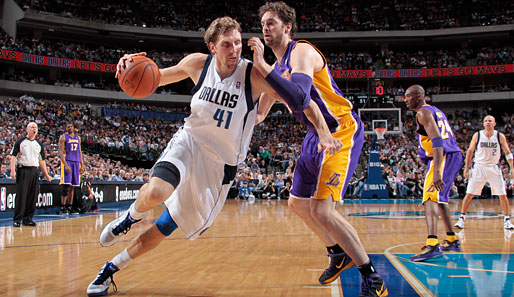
[118,56,160,98]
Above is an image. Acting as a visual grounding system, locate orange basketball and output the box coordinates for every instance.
[118,56,160,98]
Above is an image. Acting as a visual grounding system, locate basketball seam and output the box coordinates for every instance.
[132,62,151,97]
[119,58,148,91]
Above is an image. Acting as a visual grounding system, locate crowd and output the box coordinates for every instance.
[326,46,514,71]
[0,94,157,182]
[2,92,514,200]
[15,0,514,32]
[3,29,513,73]
[0,95,301,191]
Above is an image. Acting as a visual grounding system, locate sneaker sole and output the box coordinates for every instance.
[319,260,355,284]
[87,289,108,297]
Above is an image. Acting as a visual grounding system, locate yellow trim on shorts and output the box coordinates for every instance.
[60,161,65,185]
[423,154,447,203]
[313,116,357,202]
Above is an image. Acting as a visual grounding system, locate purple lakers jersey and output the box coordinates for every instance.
[415,104,460,162]
[274,40,353,132]
[64,133,81,162]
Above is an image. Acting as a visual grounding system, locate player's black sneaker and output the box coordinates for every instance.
[359,273,388,297]
[440,240,462,252]
[410,244,443,262]
[319,252,355,284]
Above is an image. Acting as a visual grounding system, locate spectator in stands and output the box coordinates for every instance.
[0,163,8,179]
[280,181,291,200]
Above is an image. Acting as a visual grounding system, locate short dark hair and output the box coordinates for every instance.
[258,1,297,38]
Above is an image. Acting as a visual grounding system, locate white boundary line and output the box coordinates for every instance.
[304,269,341,297]
[384,242,435,297]
[330,277,341,297]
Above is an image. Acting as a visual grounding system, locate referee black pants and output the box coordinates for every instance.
[14,167,39,223]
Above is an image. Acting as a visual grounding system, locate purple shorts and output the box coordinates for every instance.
[291,112,364,201]
[423,152,463,204]
[61,160,80,186]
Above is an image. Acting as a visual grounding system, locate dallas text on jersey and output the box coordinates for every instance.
[197,86,239,108]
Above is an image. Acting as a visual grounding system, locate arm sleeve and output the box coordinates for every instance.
[265,70,312,112]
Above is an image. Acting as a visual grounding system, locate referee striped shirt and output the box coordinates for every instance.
[11,137,46,167]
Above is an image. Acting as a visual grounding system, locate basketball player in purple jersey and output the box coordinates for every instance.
[404,85,463,261]
[59,123,83,214]
[249,2,387,296]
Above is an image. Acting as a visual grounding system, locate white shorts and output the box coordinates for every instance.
[466,164,506,196]
[156,128,237,240]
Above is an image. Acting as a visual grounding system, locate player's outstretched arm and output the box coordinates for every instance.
[158,53,207,86]
[303,100,342,155]
[251,69,341,155]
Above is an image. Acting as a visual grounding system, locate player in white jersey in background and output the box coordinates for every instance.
[455,115,514,230]
[86,16,341,297]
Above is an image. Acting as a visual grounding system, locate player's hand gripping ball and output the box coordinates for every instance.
[118,56,160,98]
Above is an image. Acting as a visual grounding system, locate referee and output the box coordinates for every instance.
[9,122,52,227]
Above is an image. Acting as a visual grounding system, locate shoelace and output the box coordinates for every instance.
[93,266,118,292]
[112,215,136,236]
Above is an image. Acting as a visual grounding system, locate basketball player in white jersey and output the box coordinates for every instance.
[455,115,514,230]
[87,17,341,296]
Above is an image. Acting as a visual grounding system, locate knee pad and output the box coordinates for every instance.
[62,184,71,196]
[155,208,178,236]
[151,161,180,188]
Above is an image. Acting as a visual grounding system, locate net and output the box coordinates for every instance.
[374,127,386,140]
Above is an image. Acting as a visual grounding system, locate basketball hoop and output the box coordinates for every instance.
[374,127,386,140]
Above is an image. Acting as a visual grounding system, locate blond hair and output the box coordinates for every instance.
[204,17,242,47]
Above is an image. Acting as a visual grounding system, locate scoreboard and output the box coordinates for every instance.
[344,79,394,106]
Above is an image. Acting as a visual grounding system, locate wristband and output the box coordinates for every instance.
[507,153,513,160]
[432,137,443,148]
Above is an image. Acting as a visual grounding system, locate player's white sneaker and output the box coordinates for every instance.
[87,262,119,296]
[504,219,514,230]
[454,217,465,229]
[99,211,141,247]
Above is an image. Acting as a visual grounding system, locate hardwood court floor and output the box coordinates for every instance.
[0,198,512,296]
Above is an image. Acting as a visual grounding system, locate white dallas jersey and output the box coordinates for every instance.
[474,130,501,166]
[184,55,257,165]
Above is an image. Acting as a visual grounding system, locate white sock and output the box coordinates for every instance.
[128,202,147,220]
[505,215,510,221]
[460,214,466,221]
[111,248,132,269]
